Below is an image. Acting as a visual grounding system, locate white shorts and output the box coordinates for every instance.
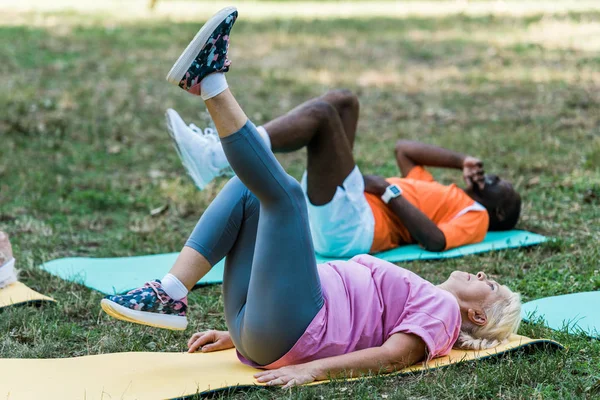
[301,166,375,257]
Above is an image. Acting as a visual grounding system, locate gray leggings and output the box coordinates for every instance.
[185,121,324,366]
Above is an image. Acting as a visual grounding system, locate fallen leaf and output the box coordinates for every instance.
[526,176,540,187]
[149,169,165,179]
[150,204,169,217]
[108,144,121,154]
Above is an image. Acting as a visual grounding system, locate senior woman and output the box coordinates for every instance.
[101,7,522,388]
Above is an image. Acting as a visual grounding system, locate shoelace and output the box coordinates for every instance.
[145,281,170,304]
[188,124,220,144]
[125,281,169,304]
[203,127,217,136]
[188,123,234,177]
[188,123,203,135]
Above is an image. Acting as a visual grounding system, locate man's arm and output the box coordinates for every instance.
[395,140,467,176]
[387,195,446,252]
[395,140,485,190]
[363,175,446,252]
[254,332,426,388]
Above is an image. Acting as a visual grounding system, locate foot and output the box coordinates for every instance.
[166,6,238,94]
[101,280,188,330]
[166,108,232,190]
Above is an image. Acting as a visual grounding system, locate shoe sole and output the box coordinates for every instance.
[101,298,188,330]
[165,6,237,86]
[165,109,208,189]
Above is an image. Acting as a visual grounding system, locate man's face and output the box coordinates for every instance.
[471,174,516,208]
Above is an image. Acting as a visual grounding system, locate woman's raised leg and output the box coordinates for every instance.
[168,7,324,365]
[103,7,323,365]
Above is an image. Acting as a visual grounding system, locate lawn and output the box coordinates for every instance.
[0,0,599,398]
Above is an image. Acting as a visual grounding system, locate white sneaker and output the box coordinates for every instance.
[165,109,229,190]
[188,123,217,139]
[0,258,17,289]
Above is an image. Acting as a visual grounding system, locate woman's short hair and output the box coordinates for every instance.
[455,290,522,350]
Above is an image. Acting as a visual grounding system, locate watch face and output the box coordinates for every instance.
[390,186,401,195]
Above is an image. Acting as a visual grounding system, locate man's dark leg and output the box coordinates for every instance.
[263,90,360,205]
[319,89,360,150]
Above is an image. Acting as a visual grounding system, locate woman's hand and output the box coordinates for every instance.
[254,363,319,389]
[462,156,485,190]
[363,174,390,196]
[187,330,234,353]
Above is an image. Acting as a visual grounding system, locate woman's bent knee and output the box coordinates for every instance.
[223,176,245,193]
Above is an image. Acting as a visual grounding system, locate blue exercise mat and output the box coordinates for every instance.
[522,291,600,338]
[41,230,546,295]
[315,230,546,263]
[41,254,225,295]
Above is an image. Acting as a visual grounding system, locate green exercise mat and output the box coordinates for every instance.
[41,230,546,295]
[522,291,600,338]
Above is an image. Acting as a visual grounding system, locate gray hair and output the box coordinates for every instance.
[455,290,522,350]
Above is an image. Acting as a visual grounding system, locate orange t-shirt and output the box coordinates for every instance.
[365,166,489,253]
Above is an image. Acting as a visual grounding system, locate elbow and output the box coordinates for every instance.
[379,349,405,373]
[422,235,446,252]
[424,243,445,253]
[395,140,410,157]
[395,139,419,155]
[381,349,423,372]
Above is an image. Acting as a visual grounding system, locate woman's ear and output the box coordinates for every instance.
[467,308,488,326]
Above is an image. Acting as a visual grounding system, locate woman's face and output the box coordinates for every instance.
[442,271,510,311]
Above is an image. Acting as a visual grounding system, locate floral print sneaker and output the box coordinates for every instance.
[166,6,238,95]
[101,280,188,330]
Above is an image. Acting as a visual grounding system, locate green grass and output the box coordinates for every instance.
[1,1,600,399]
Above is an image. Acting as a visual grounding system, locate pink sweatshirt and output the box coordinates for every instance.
[238,254,461,369]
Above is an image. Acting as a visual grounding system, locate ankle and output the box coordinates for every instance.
[204,90,248,137]
[161,273,189,301]
[200,73,228,101]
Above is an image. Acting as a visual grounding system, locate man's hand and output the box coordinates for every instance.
[463,156,485,190]
[254,363,319,389]
[363,175,390,197]
[187,330,234,353]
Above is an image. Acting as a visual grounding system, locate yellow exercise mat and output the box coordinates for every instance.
[0,281,55,309]
[0,335,561,400]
